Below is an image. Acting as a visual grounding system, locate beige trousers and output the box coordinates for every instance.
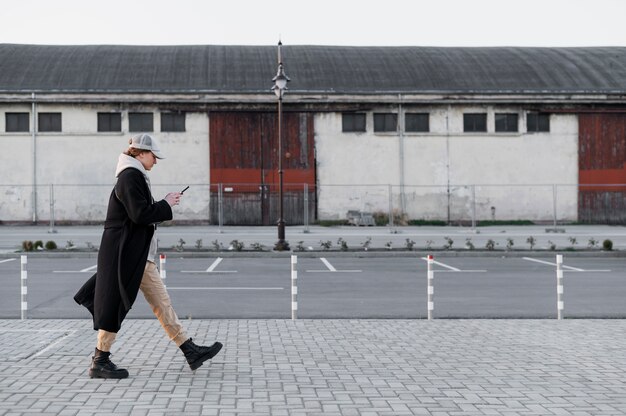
[97,261,188,351]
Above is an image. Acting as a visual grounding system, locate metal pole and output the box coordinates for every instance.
[556,254,564,320]
[48,184,56,234]
[427,254,434,320]
[159,253,167,288]
[303,183,310,233]
[218,183,224,233]
[275,94,289,250]
[552,184,558,229]
[32,93,38,223]
[388,184,395,231]
[21,255,28,320]
[471,185,476,231]
[291,255,298,320]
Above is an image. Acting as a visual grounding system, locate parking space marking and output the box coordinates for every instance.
[53,264,97,273]
[306,257,362,273]
[0,259,16,264]
[523,257,611,272]
[420,257,486,273]
[167,287,283,290]
[181,257,237,274]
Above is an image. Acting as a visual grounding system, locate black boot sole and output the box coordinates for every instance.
[189,342,223,371]
[89,369,129,379]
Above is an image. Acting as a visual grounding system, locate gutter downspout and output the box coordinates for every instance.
[31,92,37,223]
[397,96,406,215]
[446,105,451,224]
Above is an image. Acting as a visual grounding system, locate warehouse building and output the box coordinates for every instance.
[0,44,625,224]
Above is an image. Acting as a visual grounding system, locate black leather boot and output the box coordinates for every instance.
[179,338,223,370]
[89,348,129,379]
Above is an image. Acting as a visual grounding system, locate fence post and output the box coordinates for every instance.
[556,254,564,320]
[552,184,558,229]
[471,185,476,231]
[427,254,434,320]
[21,255,28,320]
[48,184,57,234]
[303,183,310,233]
[159,253,166,288]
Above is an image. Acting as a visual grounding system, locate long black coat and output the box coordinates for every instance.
[74,167,172,332]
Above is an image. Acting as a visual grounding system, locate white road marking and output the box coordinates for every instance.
[306,257,362,273]
[320,258,336,271]
[207,257,223,272]
[33,330,76,358]
[522,257,610,272]
[167,287,283,290]
[0,258,16,264]
[79,265,97,272]
[420,257,486,273]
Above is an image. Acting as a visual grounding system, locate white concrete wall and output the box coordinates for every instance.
[315,106,579,222]
[0,103,209,222]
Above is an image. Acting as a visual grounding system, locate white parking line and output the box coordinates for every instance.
[420,257,486,273]
[167,287,283,290]
[0,258,16,264]
[306,257,362,273]
[181,257,237,274]
[522,257,611,272]
[80,265,97,272]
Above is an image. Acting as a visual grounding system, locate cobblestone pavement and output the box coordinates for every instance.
[1,319,625,416]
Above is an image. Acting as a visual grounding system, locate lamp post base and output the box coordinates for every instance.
[274,220,290,251]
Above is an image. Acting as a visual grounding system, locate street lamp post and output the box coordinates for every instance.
[272,41,290,251]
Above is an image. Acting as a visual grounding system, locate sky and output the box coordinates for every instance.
[1,0,625,47]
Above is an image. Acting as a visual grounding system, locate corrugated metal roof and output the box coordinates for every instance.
[0,44,625,94]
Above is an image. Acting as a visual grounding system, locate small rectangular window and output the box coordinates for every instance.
[463,113,487,132]
[374,113,397,132]
[6,112,29,132]
[342,113,366,132]
[98,112,122,132]
[161,112,186,132]
[495,113,518,132]
[129,112,153,132]
[405,113,429,132]
[527,112,550,132]
[38,112,62,132]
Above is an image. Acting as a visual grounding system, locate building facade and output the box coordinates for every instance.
[0,44,625,224]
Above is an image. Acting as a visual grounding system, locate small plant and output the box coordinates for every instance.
[603,239,613,251]
[506,238,514,251]
[547,240,556,251]
[295,241,306,252]
[211,239,223,251]
[526,236,536,250]
[385,241,393,250]
[465,238,475,250]
[320,240,332,251]
[85,242,96,251]
[568,237,578,248]
[195,239,203,249]
[250,242,265,251]
[361,237,372,251]
[65,240,76,250]
[34,240,44,250]
[230,240,244,251]
[174,238,186,252]
[443,236,454,250]
[485,239,496,251]
[337,238,349,251]
[587,238,598,249]
[22,240,34,251]
[45,241,57,250]
[425,239,434,250]
[405,238,416,251]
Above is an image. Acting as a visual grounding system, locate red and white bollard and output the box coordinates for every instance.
[159,253,167,288]
[21,255,28,320]
[427,254,434,320]
[291,255,298,320]
[556,254,563,320]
